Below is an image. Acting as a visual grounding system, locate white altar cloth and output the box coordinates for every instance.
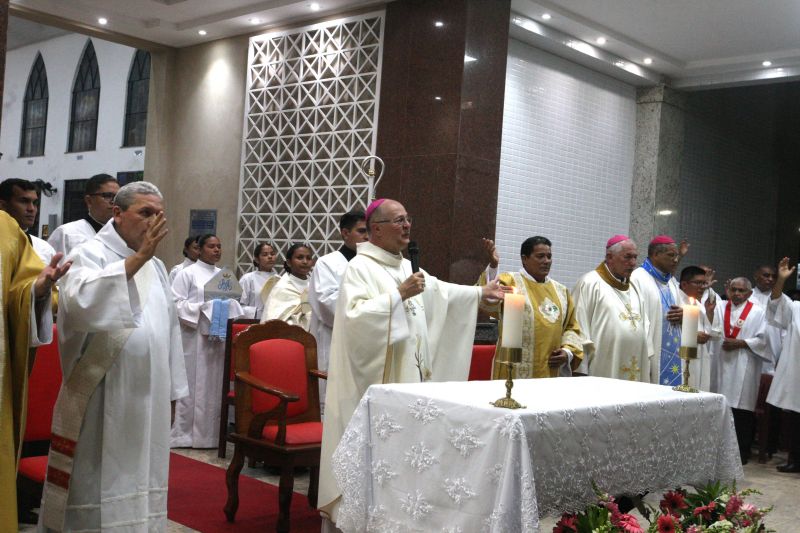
[331,376,742,533]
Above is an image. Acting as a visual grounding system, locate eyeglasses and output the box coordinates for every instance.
[373,215,412,226]
[88,192,116,201]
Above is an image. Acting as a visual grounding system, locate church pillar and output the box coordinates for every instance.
[630,85,687,249]
[375,0,510,283]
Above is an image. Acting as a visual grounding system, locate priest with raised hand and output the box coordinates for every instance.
[630,235,684,386]
[713,277,769,464]
[38,181,189,532]
[572,235,652,381]
[317,198,506,530]
[1,212,68,531]
[677,265,720,392]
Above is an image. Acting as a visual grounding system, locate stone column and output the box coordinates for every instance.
[375,0,510,283]
[630,85,687,249]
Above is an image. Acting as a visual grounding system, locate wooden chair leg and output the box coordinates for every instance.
[307,466,319,508]
[218,398,230,459]
[224,445,245,522]
[276,465,295,533]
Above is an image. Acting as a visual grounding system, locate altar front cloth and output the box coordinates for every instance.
[331,376,743,532]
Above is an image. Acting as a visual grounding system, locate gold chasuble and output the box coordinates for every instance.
[480,270,583,378]
[1,212,46,530]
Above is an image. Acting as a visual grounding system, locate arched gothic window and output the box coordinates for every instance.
[123,49,151,147]
[68,40,101,152]
[20,53,49,157]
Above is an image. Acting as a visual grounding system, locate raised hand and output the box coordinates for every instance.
[398,272,426,300]
[482,238,499,269]
[138,211,168,261]
[34,253,72,299]
[679,239,690,258]
[777,257,795,281]
[480,279,508,304]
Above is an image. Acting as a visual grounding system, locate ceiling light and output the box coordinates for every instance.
[98,17,108,25]
[434,96,442,101]
[776,67,785,72]
[658,209,673,216]
[596,37,607,45]
[434,21,444,27]
[464,54,477,63]
[762,60,772,67]
[541,13,551,20]
[310,2,321,11]
[198,29,207,36]
[614,60,626,68]
[249,18,261,24]
[643,57,653,65]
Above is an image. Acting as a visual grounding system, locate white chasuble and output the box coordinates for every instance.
[766,296,800,413]
[318,241,482,524]
[713,302,768,411]
[750,287,785,372]
[239,269,277,319]
[262,273,311,329]
[171,260,245,448]
[572,266,652,382]
[39,221,188,532]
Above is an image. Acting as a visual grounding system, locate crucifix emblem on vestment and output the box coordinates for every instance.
[619,304,641,330]
[621,356,640,381]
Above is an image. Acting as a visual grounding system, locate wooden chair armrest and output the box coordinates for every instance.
[309,369,328,380]
[235,371,299,402]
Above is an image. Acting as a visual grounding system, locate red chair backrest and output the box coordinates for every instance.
[230,323,254,380]
[249,338,308,417]
[24,326,62,441]
[468,344,496,381]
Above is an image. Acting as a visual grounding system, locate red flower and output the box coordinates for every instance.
[616,513,644,533]
[693,501,717,521]
[657,514,680,533]
[660,491,689,515]
[725,494,743,515]
[553,513,578,533]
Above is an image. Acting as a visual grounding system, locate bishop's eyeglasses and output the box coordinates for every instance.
[372,215,412,226]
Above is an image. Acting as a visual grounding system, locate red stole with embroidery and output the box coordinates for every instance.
[724,300,753,339]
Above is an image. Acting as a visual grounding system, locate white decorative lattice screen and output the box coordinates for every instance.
[235,13,384,274]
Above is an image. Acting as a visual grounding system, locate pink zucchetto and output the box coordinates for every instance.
[606,234,630,248]
[649,235,675,246]
[366,198,387,221]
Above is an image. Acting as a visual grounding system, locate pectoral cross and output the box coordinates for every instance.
[621,356,641,381]
[619,304,641,330]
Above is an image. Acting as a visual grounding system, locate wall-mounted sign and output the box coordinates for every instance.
[189,209,217,237]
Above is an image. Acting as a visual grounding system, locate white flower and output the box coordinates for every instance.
[400,490,433,521]
[494,414,522,440]
[372,460,397,487]
[373,413,403,441]
[443,477,476,505]
[409,398,443,424]
[404,442,438,472]
[448,425,483,457]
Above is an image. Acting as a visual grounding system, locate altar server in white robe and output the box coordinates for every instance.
[713,276,769,463]
[0,178,56,264]
[38,182,188,532]
[318,199,506,527]
[309,210,368,414]
[171,234,245,448]
[572,235,652,381]
[168,236,200,284]
[631,235,685,386]
[750,264,784,372]
[677,265,721,392]
[765,258,800,473]
[48,174,119,263]
[262,243,314,329]
[239,241,279,319]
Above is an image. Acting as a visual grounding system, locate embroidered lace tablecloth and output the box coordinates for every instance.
[332,376,742,533]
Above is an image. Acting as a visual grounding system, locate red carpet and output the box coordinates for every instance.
[168,452,322,532]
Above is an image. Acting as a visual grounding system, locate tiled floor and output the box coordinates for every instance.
[20,446,799,532]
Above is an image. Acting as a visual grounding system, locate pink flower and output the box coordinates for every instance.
[693,501,717,521]
[741,502,758,517]
[660,490,689,515]
[604,500,622,520]
[616,513,644,533]
[657,514,680,533]
[686,526,701,533]
[553,513,578,533]
[725,494,743,515]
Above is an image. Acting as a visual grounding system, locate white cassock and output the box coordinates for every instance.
[262,273,311,330]
[239,269,277,320]
[48,219,98,264]
[572,266,652,381]
[318,241,482,524]
[171,260,244,448]
[677,290,721,392]
[766,296,800,414]
[713,301,769,411]
[630,266,681,384]
[40,221,188,532]
[31,234,55,264]
[750,287,785,373]
[308,249,350,413]
[168,257,194,284]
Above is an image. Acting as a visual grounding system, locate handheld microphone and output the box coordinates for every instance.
[408,241,420,273]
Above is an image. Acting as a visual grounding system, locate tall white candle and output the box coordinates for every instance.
[501,291,525,348]
[680,298,700,348]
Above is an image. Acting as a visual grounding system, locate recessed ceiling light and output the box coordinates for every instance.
[658,209,673,216]
[643,57,653,65]
[434,96,442,101]
[434,21,444,27]
[464,54,477,63]
[614,60,626,68]
[98,17,108,25]
[541,13,551,20]
[762,60,772,67]
[249,18,261,24]
[596,37,607,45]
[310,2,321,11]
[198,30,207,36]
[776,67,785,72]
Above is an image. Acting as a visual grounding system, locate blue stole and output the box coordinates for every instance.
[642,259,681,386]
[209,298,229,341]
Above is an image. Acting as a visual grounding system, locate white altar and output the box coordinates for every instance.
[331,377,743,532]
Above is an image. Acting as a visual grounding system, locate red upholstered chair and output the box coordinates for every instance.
[218,318,259,458]
[17,326,61,522]
[224,320,324,533]
[468,344,496,381]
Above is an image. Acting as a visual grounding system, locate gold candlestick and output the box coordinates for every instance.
[672,346,699,393]
[491,347,526,409]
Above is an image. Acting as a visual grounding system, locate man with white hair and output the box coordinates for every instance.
[39,181,189,531]
[713,276,768,464]
[572,235,652,381]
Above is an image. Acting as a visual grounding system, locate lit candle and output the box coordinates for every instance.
[501,290,525,348]
[680,298,700,348]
